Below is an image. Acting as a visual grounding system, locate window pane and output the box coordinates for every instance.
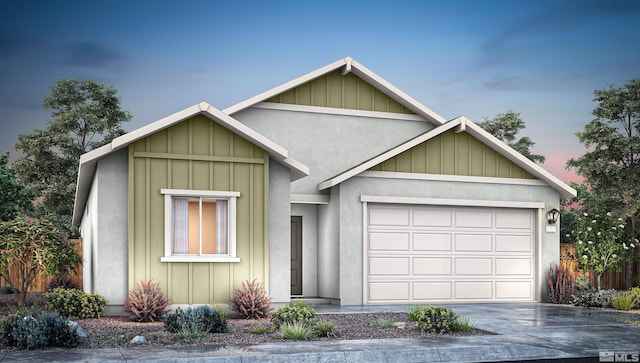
[216,199,228,254]
[188,200,200,254]
[201,199,217,254]
[172,198,189,254]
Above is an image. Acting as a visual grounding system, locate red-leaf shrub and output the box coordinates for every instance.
[230,279,273,319]
[123,280,169,322]
[548,263,575,304]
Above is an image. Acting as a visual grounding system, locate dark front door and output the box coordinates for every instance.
[290,216,302,295]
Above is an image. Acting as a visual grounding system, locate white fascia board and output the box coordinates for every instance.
[359,170,549,187]
[290,194,330,204]
[462,119,577,199]
[253,102,429,122]
[318,118,463,190]
[349,59,446,126]
[72,143,112,225]
[360,195,545,209]
[111,104,203,150]
[223,58,348,115]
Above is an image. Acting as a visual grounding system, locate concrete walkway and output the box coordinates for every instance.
[2,303,639,362]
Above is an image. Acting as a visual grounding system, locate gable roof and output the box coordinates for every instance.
[318,116,577,199]
[72,102,309,225]
[223,57,447,126]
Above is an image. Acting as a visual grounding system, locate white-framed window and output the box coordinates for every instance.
[160,189,240,263]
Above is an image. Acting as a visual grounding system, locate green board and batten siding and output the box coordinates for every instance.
[266,70,415,114]
[369,129,536,179]
[128,115,269,304]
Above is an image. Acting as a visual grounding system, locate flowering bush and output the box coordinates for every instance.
[573,211,633,290]
[0,215,81,305]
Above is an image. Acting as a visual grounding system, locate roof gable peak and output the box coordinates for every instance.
[224,57,446,126]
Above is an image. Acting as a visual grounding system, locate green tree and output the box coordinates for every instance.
[14,80,131,236]
[567,78,640,288]
[477,110,546,163]
[572,210,632,290]
[0,215,82,305]
[0,152,34,221]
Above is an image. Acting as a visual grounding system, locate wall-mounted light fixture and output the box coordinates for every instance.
[547,208,560,224]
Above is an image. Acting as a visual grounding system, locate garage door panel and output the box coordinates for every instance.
[369,207,410,226]
[369,282,409,301]
[413,233,452,251]
[413,282,452,300]
[455,281,493,299]
[455,210,492,228]
[366,204,535,303]
[413,208,452,227]
[369,232,409,251]
[496,211,532,229]
[369,257,409,275]
[455,258,492,275]
[413,257,451,275]
[455,234,492,252]
[496,281,532,299]
[495,258,531,275]
[495,234,532,252]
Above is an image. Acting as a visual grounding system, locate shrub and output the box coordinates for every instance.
[48,277,77,291]
[571,289,617,308]
[278,321,314,340]
[38,313,81,348]
[164,305,227,334]
[613,291,639,311]
[230,279,273,319]
[123,280,169,322]
[548,264,575,304]
[370,318,396,328]
[269,301,316,328]
[405,305,423,322]
[250,325,269,334]
[451,316,476,332]
[0,286,17,294]
[2,313,80,350]
[627,287,640,309]
[414,306,458,334]
[45,287,106,318]
[313,321,339,337]
[575,274,591,291]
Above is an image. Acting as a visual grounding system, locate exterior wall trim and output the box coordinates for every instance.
[360,195,545,209]
[290,193,330,205]
[134,152,265,164]
[253,102,429,122]
[359,170,549,186]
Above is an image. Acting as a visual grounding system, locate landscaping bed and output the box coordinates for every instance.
[0,293,484,351]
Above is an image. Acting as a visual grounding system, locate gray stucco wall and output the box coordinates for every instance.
[291,204,318,297]
[233,108,434,194]
[336,176,561,305]
[93,148,128,311]
[317,187,341,299]
[268,159,292,303]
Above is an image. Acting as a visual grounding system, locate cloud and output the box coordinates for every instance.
[65,42,124,67]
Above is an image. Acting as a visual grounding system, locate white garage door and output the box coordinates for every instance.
[365,204,536,303]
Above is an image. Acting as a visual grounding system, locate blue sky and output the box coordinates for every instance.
[1,0,639,182]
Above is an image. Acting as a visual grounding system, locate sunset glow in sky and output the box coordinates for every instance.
[2,1,639,184]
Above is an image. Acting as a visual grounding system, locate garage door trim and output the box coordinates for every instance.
[362,196,544,304]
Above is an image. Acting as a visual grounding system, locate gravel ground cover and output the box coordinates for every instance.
[0,293,485,351]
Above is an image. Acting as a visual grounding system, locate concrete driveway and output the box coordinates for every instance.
[2,302,639,362]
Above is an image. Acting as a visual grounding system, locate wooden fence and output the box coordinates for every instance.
[0,238,83,293]
[560,243,640,289]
